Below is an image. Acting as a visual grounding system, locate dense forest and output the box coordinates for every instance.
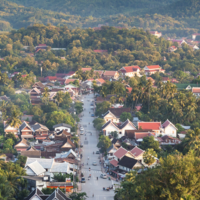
[0,0,197,37]
[0,24,199,80]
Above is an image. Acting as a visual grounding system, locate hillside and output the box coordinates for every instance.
[8,0,178,17]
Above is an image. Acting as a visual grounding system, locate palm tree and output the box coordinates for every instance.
[110,96,116,104]
[42,87,50,105]
[0,100,8,121]
[6,110,22,128]
[54,91,64,107]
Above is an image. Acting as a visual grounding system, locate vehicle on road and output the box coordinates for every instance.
[96,151,100,154]
[91,114,94,117]
[80,127,84,131]
[80,132,84,135]
[100,174,107,179]
[81,177,86,183]
[92,161,97,166]
[81,100,84,102]
[80,143,83,147]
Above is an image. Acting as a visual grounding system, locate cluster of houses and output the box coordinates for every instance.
[4,120,78,194]
[97,106,182,175]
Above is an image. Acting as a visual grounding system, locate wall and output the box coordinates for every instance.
[55,126,71,133]
[164,125,176,137]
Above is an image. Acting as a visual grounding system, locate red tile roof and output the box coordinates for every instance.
[109,159,118,167]
[126,87,132,93]
[130,147,144,157]
[162,77,170,81]
[138,122,161,130]
[96,78,105,84]
[146,65,161,70]
[45,76,57,81]
[123,66,140,73]
[134,132,155,139]
[103,71,117,76]
[82,68,92,72]
[93,50,108,53]
[147,77,155,82]
[66,71,76,76]
[65,79,78,84]
[192,87,200,93]
[114,147,128,159]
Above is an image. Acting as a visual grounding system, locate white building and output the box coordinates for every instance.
[53,123,72,133]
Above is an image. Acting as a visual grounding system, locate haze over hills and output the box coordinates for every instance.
[9,0,178,17]
[0,0,199,38]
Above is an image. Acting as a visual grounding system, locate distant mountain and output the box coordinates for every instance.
[153,0,200,18]
[8,0,178,17]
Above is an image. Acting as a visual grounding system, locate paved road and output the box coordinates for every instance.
[79,93,115,200]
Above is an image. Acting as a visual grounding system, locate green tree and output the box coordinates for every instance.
[143,148,157,166]
[139,136,160,152]
[95,101,111,117]
[120,112,133,122]
[6,110,22,128]
[42,87,50,105]
[97,135,111,154]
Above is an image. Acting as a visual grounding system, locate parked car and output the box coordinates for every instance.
[96,151,100,154]
[100,174,107,179]
[80,127,84,131]
[91,114,94,117]
[80,143,83,147]
[80,132,84,135]
[92,161,97,166]
[81,177,86,183]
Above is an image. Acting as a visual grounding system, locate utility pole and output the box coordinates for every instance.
[41,67,43,77]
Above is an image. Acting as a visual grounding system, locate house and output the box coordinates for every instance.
[172,39,187,47]
[32,82,45,89]
[31,123,49,140]
[149,31,162,38]
[95,78,106,86]
[53,123,72,133]
[162,119,177,137]
[144,65,165,76]
[4,121,19,137]
[157,135,181,145]
[55,130,72,140]
[64,84,79,95]
[107,144,118,160]
[103,71,119,80]
[114,147,128,161]
[102,119,136,138]
[146,77,155,84]
[82,68,92,72]
[64,79,78,85]
[45,76,57,83]
[19,121,34,139]
[29,88,42,105]
[162,77,170,83]
[192,87,200,97]
[93,50,108,54]
[133,131,155,143]
[60,138,76,151]
[138,122,161,136]
[14,138,30,152]
[103,107,131,123]
[21,146,41,158]
[126,87,132,94]
[118,66,141,78]
[192,33,200,40]
[63,71,76,79]
[118,156,143,172]
[169,46,178,52]
[94,70,104,77]
[130,146,145,161]
[24,187,72,200]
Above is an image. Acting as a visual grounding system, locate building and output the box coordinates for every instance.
[162,119,177,138]
[24,187,72,200]
[102,119,136,138]
[4,121,19,137]
[138,122,161,136]
[192,87,200,97]
[144,65,165,76]
[103,107,131,123]
[14,138,30,152]
[19,121,34,139]
[103,71,119,80]
[53,123,72,133]
[192,33,200,40]
[157,135,181,145]
[118,66,141,78]
[149,31,162,38]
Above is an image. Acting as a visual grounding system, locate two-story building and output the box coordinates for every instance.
[144,65,165,76]
[118,66,141,78]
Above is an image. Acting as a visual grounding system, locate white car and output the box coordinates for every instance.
[92,161,97,166]
[80,127,84,131]
[80,132,84,135]
[100,174,107,179]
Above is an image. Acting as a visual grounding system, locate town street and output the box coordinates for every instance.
[79,93,115,200]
